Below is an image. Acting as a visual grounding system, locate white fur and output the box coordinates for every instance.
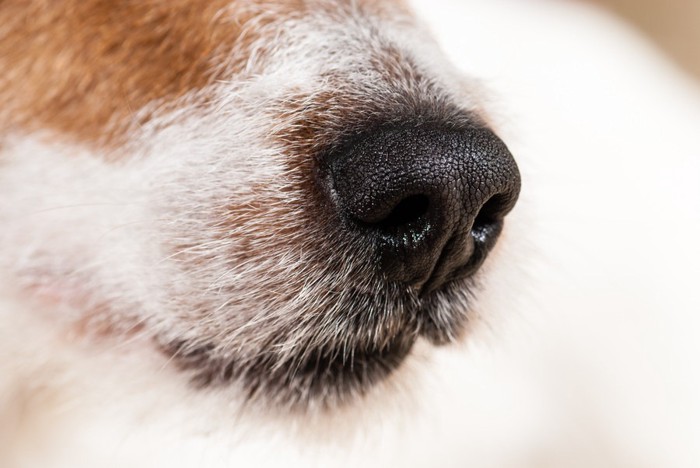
[2,0,700,466]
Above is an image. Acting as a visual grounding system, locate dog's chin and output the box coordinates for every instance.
[161,277,474,410]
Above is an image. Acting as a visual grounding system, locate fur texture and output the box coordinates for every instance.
[1,0,500,409]
[1,0,700,466]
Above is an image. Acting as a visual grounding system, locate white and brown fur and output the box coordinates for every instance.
[0,0,499,408]
[2,0,700,467]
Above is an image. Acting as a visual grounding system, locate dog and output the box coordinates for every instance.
[1,0,699,466]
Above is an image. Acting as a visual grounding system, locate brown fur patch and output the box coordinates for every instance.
[0,0,407,149]
[0,0,269,147]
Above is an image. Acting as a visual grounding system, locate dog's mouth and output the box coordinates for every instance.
[164,325,417,409]
[160,272,476,410]
[261,336,416,405]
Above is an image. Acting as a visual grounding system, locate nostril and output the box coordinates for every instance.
[369,194,430,231]
[473,194,506,227]
[471,194,509,243]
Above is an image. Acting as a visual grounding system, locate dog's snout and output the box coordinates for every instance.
[328,124,521,293]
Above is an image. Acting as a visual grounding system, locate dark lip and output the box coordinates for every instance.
[163,329,416,408]
[330,336,414,375]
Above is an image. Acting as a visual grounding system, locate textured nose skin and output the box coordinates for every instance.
[328,124,520,293]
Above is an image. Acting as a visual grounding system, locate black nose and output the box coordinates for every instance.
[326,124,521,293]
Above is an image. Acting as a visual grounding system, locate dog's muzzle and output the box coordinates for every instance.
[326,124,521,294]
[165,122,521,406]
